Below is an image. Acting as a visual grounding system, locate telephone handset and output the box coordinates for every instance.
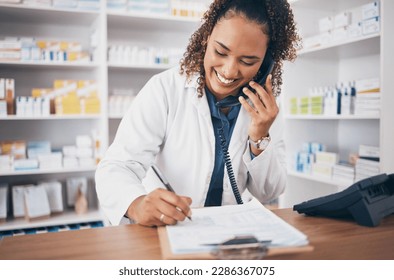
[216,51,275,108]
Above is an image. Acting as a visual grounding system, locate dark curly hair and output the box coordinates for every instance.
[179,0,300,97]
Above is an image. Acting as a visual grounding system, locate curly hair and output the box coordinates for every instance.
[179,0,300,97]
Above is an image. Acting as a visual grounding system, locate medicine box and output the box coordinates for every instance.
[24,185,51,220]
[362,17,380,35]
[319,16,333,32]
[334,12,351,29]
[362,2,380,20]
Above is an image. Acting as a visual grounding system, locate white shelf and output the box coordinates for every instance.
[288,170,352,188]
[108,63,172,70]
[0,167,96,177]
[107,10,200,32]
[298,33,380,55]
[0,3,99,25]
[285,114,380,120]
[0,61,99,69]
[0,114,101,121]
[279,0,394,209]
[0,209,104,232]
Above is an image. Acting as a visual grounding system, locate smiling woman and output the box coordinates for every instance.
[95,0,300,227]
[203,16,269,99]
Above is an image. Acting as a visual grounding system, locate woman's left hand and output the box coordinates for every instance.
[239,74,279,154]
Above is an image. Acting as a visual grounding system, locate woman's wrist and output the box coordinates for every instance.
[125,195,146,221]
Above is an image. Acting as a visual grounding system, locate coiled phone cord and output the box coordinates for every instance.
[218,126,243,205]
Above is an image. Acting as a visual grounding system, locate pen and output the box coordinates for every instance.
[152,164,192,221]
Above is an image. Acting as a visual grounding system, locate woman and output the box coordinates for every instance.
[95,0,300,226]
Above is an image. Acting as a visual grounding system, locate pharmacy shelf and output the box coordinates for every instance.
[0,166,96,177]
[298,33,380,55]
[107,10,200,32]
[107,63,172,70]
[0,3,99,25]
[0,114,101,121]
[288,170,352,188]
[0,209,104,232]
[285,114,380,120]
[0,61,99,69]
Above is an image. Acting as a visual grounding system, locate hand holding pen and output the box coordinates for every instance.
[125,165,192,227]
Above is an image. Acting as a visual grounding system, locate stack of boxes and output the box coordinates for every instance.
[30,79,101,116]
[0,134,99,172]
[295,142,325,174]
[354,77,380,116]
[303,1,380,50]
[288,78,379,117]
[0,39,21,62]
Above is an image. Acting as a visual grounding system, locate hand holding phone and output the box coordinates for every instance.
[216,51,274,108]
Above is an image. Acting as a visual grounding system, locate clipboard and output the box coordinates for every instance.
[158,226,313,260]
[157,199,314,260]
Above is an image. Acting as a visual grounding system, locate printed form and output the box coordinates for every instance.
[166,199,309,254]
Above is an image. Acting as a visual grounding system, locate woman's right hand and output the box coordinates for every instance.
[126,188,192,227]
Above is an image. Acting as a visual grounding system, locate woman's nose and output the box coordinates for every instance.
[221,59,239,78]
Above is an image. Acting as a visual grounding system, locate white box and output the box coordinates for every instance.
[315,151,338,165]
[347,22,362,38]
[13,159,39,170]
[39,181,64,213]
[77,147,93,158]
[331,27,348,43]
[334,12,351,29]
[78,157,95,167]
[62,145,77,157]
[63,156,79,168]
[76,135,92,148]
[12,185,34,218]
[312,162,333,177]
[362,2,380,20]
[355,77,379,93]
[24,185,51,220]
[362,17,380,35]
[0,78,4,99]
[319,16,333,32]
[37,152,63,169]
[0,100,7,117]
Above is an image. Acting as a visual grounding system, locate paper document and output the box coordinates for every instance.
[166,199,309,254]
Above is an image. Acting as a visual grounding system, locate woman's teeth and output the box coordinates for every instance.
[216,72,235,84]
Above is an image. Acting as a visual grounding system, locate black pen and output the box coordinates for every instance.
[152,164,192,221]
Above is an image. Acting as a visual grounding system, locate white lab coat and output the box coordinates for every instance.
[95,67,287,225]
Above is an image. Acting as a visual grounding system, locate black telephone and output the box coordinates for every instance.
[216,50,275,108]
[294,173,394,227]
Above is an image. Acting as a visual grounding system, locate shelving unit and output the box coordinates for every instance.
[0,1,200,232]
[0,2,106,232]
[279,0,394,208]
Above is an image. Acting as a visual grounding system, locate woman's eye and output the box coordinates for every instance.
[215,50,226,56]
[241,61,254,66]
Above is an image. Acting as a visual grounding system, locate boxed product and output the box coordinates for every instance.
[38,181,64,213]
[361,1,380,20]
[24,185,51,220]
[362,17,380,35]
